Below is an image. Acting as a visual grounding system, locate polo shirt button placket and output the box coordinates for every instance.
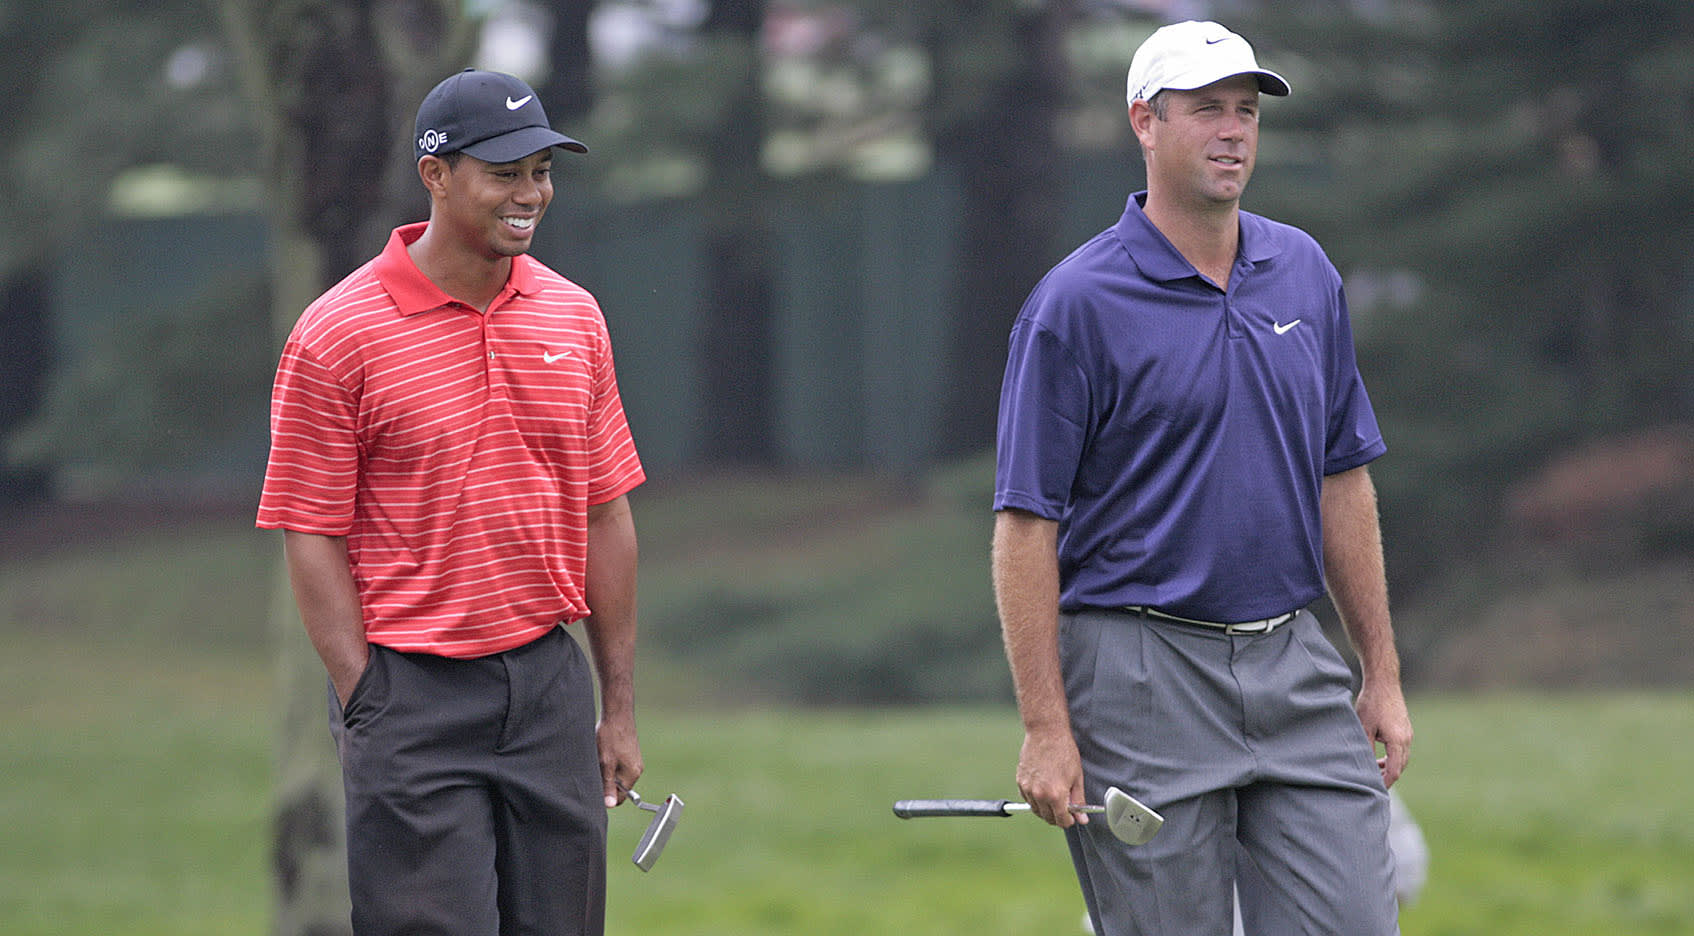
[482,319,511,403]
[1224,298,1245,340]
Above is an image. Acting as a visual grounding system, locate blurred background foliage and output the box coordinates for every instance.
[1,0,1691,700]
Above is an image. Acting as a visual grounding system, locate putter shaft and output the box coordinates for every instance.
[892,787,1164,847]
[892,798,1098,818]
[1006,802,1104,815]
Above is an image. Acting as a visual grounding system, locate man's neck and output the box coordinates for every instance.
[407,225,513,314]
[1142,192,1240,290]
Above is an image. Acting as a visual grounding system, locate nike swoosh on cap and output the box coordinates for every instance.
[506,95,533,110]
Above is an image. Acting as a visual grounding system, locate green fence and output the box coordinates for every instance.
[46,155,1149,491]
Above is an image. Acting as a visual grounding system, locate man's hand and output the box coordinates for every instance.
[1355,680,1412,788]
[326,649,371,709]
[1017,726,1089,828]
[598,714,643,808]
[584,494,642,809]
[1321,467,1412,788]
[994,510,1084,828]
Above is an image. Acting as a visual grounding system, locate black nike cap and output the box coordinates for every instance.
[413,69,587,164]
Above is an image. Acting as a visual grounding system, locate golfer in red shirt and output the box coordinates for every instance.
[258,69,645,936]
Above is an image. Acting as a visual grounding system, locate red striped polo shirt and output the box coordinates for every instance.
[257,223,645,658]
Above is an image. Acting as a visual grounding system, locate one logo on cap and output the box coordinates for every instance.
[506,95,533,110]
[418,128,448,153]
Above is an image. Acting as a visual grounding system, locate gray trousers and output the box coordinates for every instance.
[330,626,607,936]
[1060,609,1398,936]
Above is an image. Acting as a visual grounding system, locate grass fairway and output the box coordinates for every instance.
[1387,693,1694,936]
[3,518,1693,933]
[606,697,1694,936]
[4,676,1692,935]
[0,642,272,936]
[603,707,1080,935]
[0,522,276,936]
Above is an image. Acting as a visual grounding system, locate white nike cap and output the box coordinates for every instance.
[1126,21,1291,106]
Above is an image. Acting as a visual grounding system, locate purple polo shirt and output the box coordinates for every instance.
[994,193,1385,621]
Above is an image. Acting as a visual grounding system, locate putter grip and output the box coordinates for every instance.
[892,799,1014,818]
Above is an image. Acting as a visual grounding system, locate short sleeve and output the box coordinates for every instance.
[255,341,361,534]
[1322,283,1387,475]
[583,318,645,505]
[994,315,1091,519]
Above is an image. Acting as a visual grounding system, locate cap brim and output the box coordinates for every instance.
[459,126,589,163]
[1251,70,1291,96]
[1164,68,1291,97]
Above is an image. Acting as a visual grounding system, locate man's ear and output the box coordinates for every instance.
[418,155,451,198]
[1128,99,1157,149]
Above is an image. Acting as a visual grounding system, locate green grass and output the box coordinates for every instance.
[3,509,1693,933]
[603,708,1081,935]
[599,696,1694,936]
[4,651,1692,934]
[0,522,277,935]
[1388,693,1694,935]
[0,643,273,935]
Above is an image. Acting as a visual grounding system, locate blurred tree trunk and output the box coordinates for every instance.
[544,0,598,125]
[929,0,1070,456]
[217,2,471,933]
[0,268,50,503]
[699,0,778,465]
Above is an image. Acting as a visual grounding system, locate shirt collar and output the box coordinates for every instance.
[372,221,541,317]
[1112,191,1282,282]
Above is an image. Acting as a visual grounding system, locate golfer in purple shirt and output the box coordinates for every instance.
[993,21,1412,935]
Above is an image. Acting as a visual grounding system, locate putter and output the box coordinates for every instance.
[619,784,684,871]
[892,786,1164,846]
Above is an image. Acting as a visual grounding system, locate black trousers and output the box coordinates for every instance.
[330,627,607,936]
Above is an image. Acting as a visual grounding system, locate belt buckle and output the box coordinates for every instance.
[1224,612,1292,635]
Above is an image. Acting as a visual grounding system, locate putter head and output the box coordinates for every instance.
[1103,787,1164,846]
[631,793,683,871]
